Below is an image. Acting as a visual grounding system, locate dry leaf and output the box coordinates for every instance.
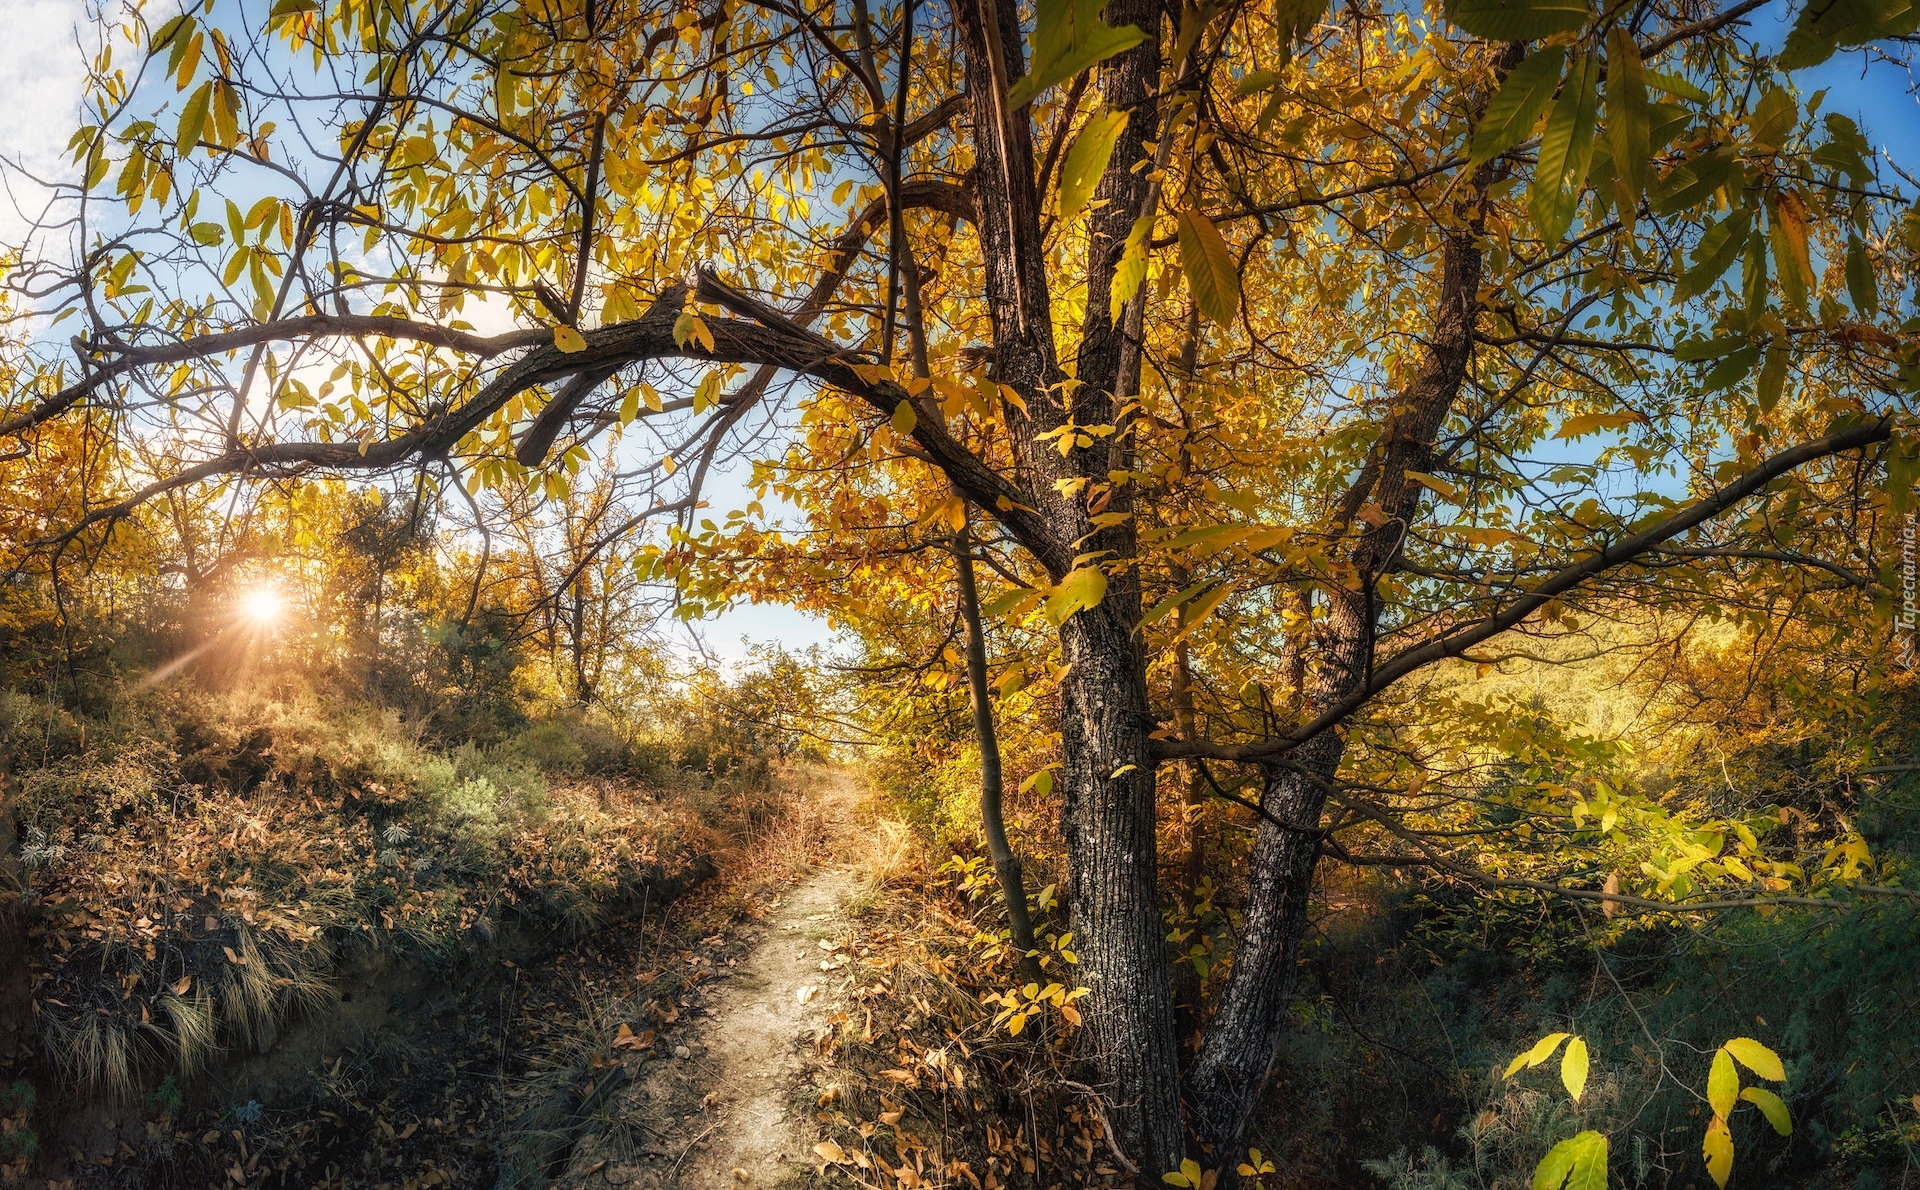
[813,1140,850,1165]
[222,946,245,965]
[169,976,192,995]
[796,985,819,1005]
[612,1023,655,1051]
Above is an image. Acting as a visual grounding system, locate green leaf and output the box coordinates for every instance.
[1757,345,1788,413]
[1724,1037,1787,1082]
[983,587,1044,618]
[1529,52,1598,246]
[1059,110,1129,221]
[1177,207,1240,326]
[1674,333,1746,362]
[1046,566,1108,625]
[1703,1115,1734,1189]
[1533,1130,1607,1190]
[150,14,192,55]
[1742,225,1770,321]
[1009,0,1147,108]
[1651,147,1736,214]
[1740,1086,1793,1135]
[889,399,918,435]
[1448,0,1590,41]
[1646,68,1709,103]
[1703,345,1761,391]
[1708,1047,1740,1118]
[1780,0,1920,70]
[1505,1031,1570,1078]
[1140,582,1211,630]
[1769,191,1815,313]
[1749,87,1799,154]
[1469,47,1566,167]
[1845,234,1878,317]
[1605,28,1650,202]
[1676,208,1751,300]
[1560,1035,1590,1102]
[176,81,213,154]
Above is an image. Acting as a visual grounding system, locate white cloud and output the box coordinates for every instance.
[0,0,88,245]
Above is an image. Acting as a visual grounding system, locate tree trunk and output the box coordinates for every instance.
[954,519,1044,984]
[1057,602,1186,1175]
[0,793,32,1067]
[1186,127,1501,1166]
[949,0,1183,1167]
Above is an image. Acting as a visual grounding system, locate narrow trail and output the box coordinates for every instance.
[580,868,859,1188]
[573,777,877,1189]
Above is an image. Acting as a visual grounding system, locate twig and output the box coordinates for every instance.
[667,1122,719,1185]
[1056,1079,1139,1175]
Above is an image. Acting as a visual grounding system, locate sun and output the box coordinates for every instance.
[239,586,284,626]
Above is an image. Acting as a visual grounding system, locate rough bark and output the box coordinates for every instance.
[1056,601,1185,1173]
[951,0,1185,1171]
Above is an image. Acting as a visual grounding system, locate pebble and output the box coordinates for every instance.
[674,1044,692,1059]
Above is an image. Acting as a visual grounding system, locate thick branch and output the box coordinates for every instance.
[1153,416,1895,762]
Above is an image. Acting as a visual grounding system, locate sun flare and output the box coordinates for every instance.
[239,586,284,626]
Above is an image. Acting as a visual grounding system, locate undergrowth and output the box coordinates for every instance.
[4,684,721,1106]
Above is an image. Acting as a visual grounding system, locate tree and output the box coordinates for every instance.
[4,0,1916,1174]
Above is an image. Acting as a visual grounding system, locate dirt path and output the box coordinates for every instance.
[580,865,861,1189]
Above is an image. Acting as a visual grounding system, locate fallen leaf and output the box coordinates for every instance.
[612,1024,655,1051]
[814,1140,850,1164]
[796,985,819,1005]
[169,976,192,996]
[222,946,245,965]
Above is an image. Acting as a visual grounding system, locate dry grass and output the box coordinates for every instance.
[17,696,720,1104]
[785,782,1135,1190]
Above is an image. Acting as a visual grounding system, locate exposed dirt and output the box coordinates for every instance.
[564,866,860,1188]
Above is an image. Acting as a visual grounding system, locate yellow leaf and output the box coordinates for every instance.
[1176,207,1240,326]
[891,401,917,435]
[1045,566,1108,625]
[1724,1037,1786,1082]
[553,325,587,353]
[1707,1047,1740,1118]
[1505,1032,1569,1078]
[1059,110,1128,221]
[1703,1115,1734,1188]
[1740,1086,1792,1135]
[1404,469,1461,501]
[1560,1036,1589,1102]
